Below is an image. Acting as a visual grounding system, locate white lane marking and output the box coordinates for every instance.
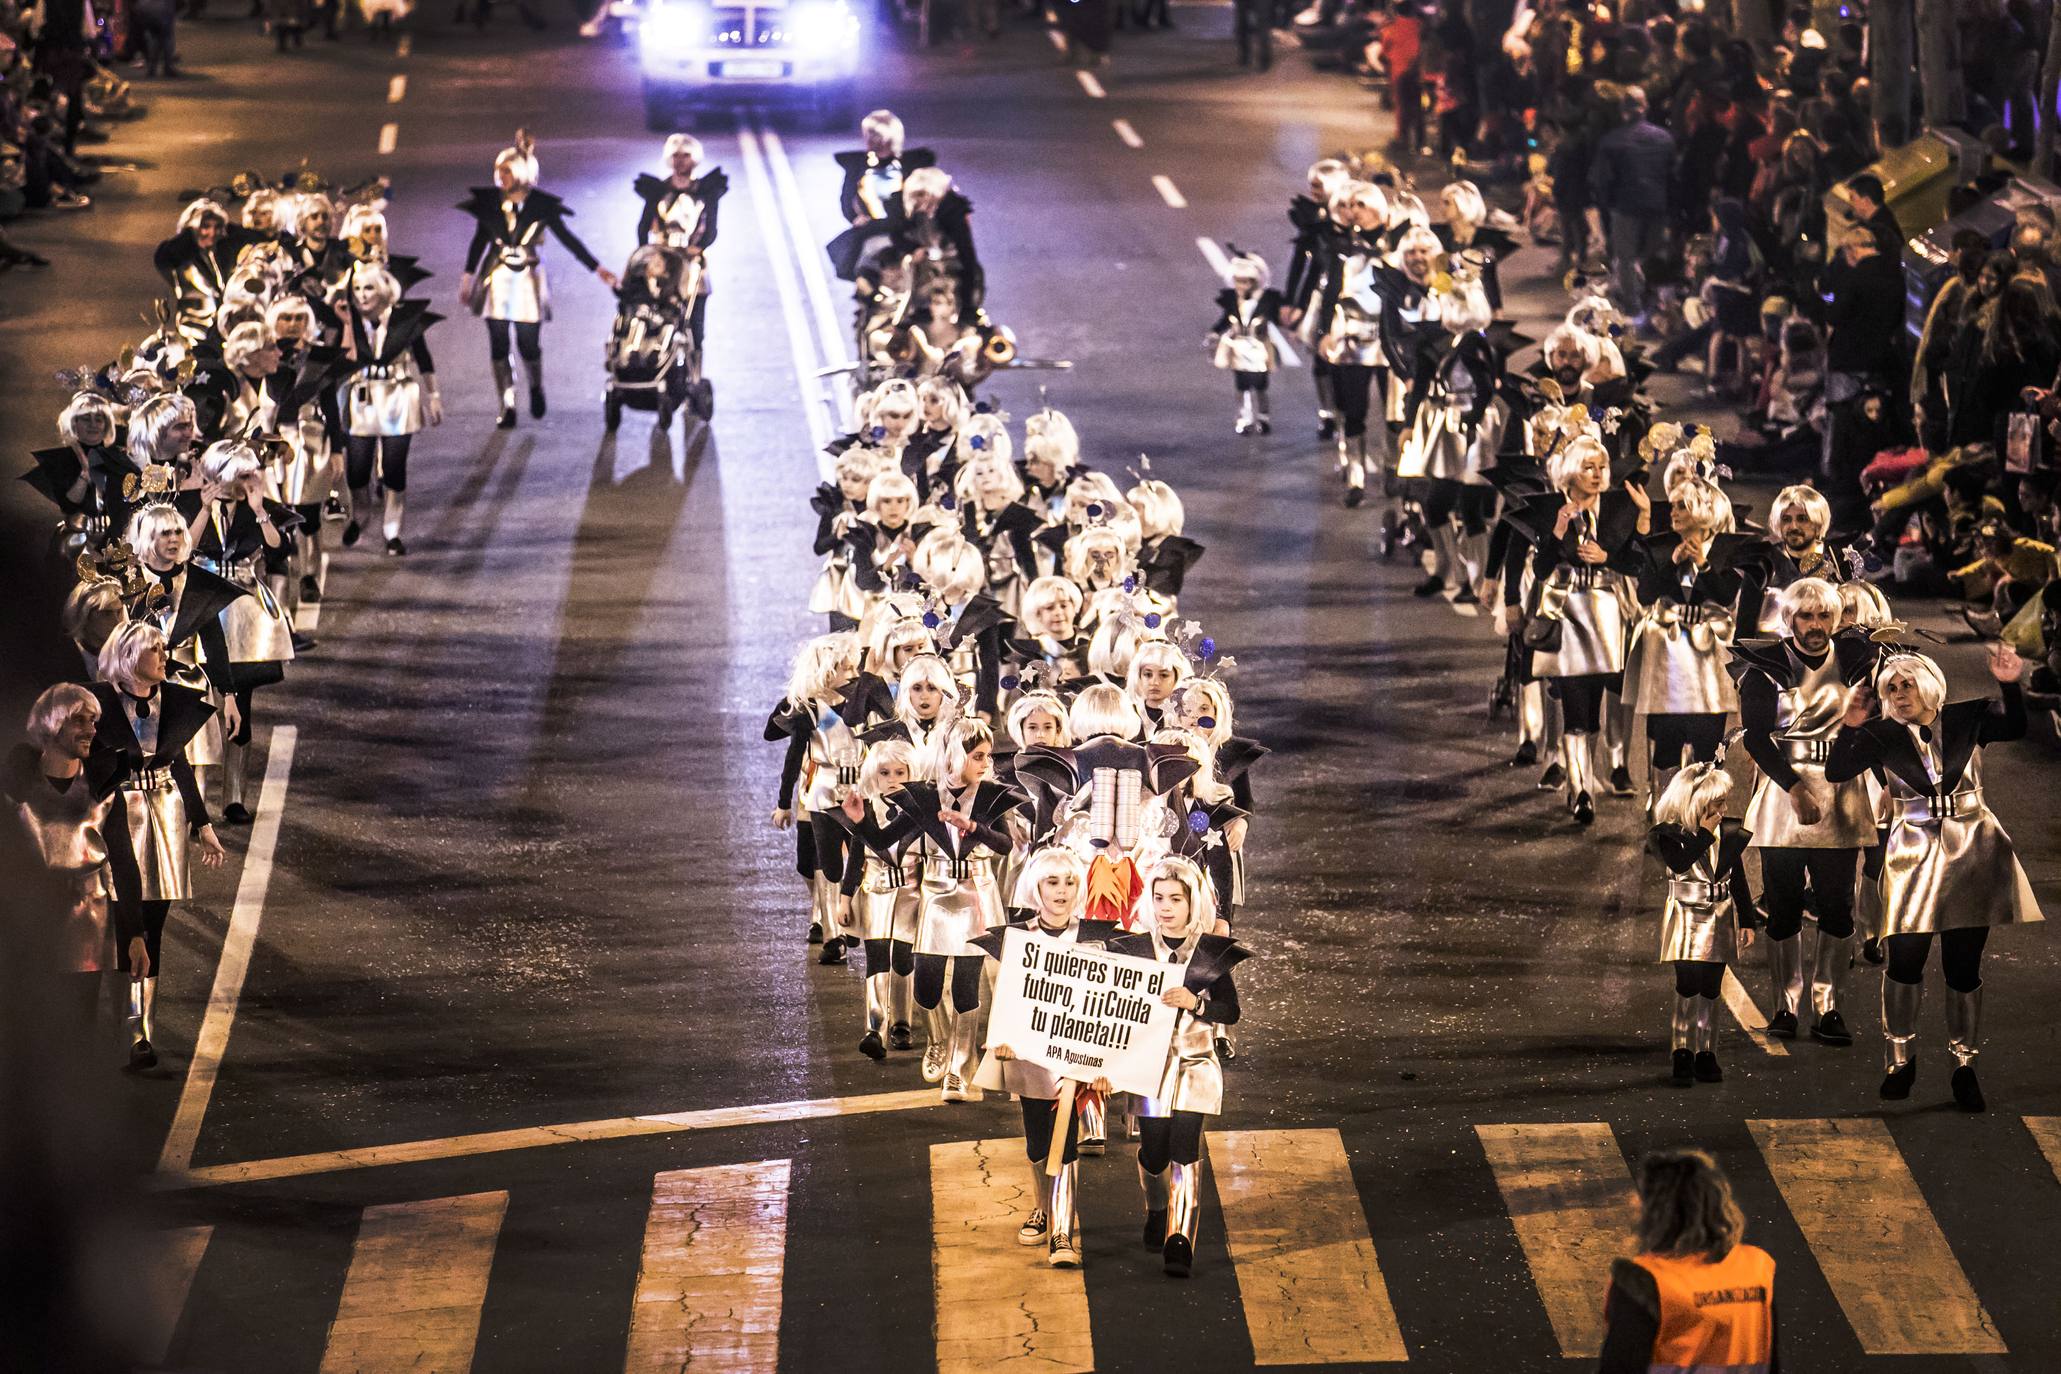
[396,32,411,55]
[1196,236,1302,368]
[376,122,398,156]
[1046,26,1064,50]
[387,74,406,102]
[1723,966,1788,1057]
[761,127,856,431]
[1152,174,1187,209]
[737,121,837,466]
[157,726,300,1175]
[1111,117,1142,148]
[1076,69,1105,98]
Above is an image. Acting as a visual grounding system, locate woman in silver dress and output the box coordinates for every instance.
[338,265,442,556]
[1827,643,2044,1112]
[838,739,923,1061]
[458,131,618,429]
[1105,856,1248,1278]
[1647,763,1762,1086]
[88,621,228,1069]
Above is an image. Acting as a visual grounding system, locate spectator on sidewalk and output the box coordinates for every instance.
[1591,86,1675,320]
[1844,174,1903,260]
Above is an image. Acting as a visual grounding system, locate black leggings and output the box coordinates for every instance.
[806,813,849,884]
[1233,371,1270,393]
[119,899,171,970]
[1554,674,1617,734]
[1332,362,1379,438]
[485,318,543,368]
[1673,960,1724,998]
[1886,928,1989,992]
[913,953,982,1013]
[862,937,916,978]
[1760,847,1857,941]
[230,688,254,747]
[1137,1111,1206,1170]
[1424,480,1496,535]
[1646,713,1727,768]
[1021,1094,1082,1166]
[344,434,412,492]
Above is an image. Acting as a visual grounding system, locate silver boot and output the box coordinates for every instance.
[1314,372,1337,432]
[1945,983,1984,1111]
[1559,732,1595,823]
[942,1008,983,1101]
[1077,1090,1107,1156]
[491,358,517,419]
[1601,693,1633,795]
[1808,931,1856,1045]
[921,1005,949,1083]
[221,737,248,812]
[1692,995,1720,1081]
[1670,993,1696,1083]
[1046,1159,1082,1267]
[860,972,891,1059]
[1162,1158,1203,1277]
[1880,976,1923,1098]
[1138,1160,1169,1248]
[1343,434,1367,508]
[1235,389,1258,435]
[1764,935,1805,1035]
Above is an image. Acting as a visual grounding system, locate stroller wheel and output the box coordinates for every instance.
[604,391,623,432]
[689,378,715,422]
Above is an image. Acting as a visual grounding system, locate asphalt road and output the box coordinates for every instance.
[5,10,2061,1372]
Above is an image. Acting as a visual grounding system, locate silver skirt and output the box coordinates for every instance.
[1745,766,1876,849]
[206,561,296,667]
[484,255,549,324]
[1627,608,1737,716]
[1658,887,1740,964]
[1877,765,2044,934]
[1530,567,1632,679]
[1136,1010,1223,1117]
[122,769,192,903]
[343,366,425,439]
[859,870,921,945]
[916,858,1004,956]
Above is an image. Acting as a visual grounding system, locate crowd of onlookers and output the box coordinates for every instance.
[1289,0,2061,706]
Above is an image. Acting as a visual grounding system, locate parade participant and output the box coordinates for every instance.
[632,134,726,349]
[124,503,247,777]
[1596,1151,1778,1374]
[1004,576,1089,691]
[1434,179,1517,312]
[975,847,1121,1270]
[1395,265,1501,602]
[63,580,129,677]
[1283,159,1350,440]
[835,110,935,228]
[1005,690,1073,846]
[23,391,128,546]
[263,294,346,608]
[1728,577,1879,1045]
[845,470,928,604]
[1647,762,1762,1085]
[183,442,296,824]
[1130,475,1203,601]
[768,632,865,962]
[1826,644,2045,1111]
[284,192,346,300]
[1743,484,1848,633]
[1151,726,1246,923]
[338,264,442,555]
[838,738,922,1060]
[952,420,1041,618]
[88,621,228,1069]
[127,392,199,491]
[1019,406,1079,512]
[845,166,982,329]
[1208,250,1281,436]
[457,130,619,429]
[6,684,135,1035]
[1169,674,1263,880]
[1126,640,1191,730]
[1620,477,1742,809]
[810,447,882,631]
[1312,181,1391,506]
[912,377,968,494]
[1522,434,1648,825]
[1106,856,1248,1279]
[862,652,962,780]
[153,198,239,344]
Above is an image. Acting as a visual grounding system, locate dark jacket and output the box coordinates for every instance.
[1823,250,1906,379]
[1591,119,1677,219]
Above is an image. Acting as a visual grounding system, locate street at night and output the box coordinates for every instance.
[6,2,2061,1370]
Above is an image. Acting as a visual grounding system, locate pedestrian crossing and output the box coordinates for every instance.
[148,1116,2061,1369]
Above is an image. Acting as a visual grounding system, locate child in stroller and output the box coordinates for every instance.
[604,245,712,432]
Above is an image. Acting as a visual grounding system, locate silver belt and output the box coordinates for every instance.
[1667,877,1721,906]
[1782,738,1833,765]
[198,555,262,583]
[836,765,861,786]
[130,766,176,791]
[1899,789,1982,825]
[936,855,991,881]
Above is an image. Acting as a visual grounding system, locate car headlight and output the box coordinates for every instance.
[781,0,858,55]
[639,2,706,62]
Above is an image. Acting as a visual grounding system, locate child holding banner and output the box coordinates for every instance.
[1106,856,1250,1279]
[974,847,1124,1269]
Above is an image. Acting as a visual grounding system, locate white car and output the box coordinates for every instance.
[636,0,862,129]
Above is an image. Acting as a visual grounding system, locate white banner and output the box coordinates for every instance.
[983,927,1181,1098]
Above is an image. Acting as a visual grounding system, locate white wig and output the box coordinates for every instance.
[349,262,402,314]
[1386,190,1432,230]
[1014,844,1088,920]
[1175,677,1234,747]
[1837,579,1894,630]
[1439,277,1494,334]
[1771,483,1831,534]
[662,132,704,165]
[902,166,952,202]
[1547,434,1611,495]
[1147,853,1219,933]
[57,390,117,446]
[1005,690,1072,749]
[857,738,916,797]
[98,620,171,695]
[786,631,859,707]
[198,439,264,488]
[953,448,1026,508]
[860,108,905,154]
[1127,478,1184,540]
[914,529,986,603]
[176,197,229,236]
[1069,681,1143,742]
[1875,653,1948,722]
[895,652,962,725]
[1669,476,1730,535]
[1778,576,1843,629]
[938,716,995,784]
[1022,408,1080,476]
[494,138,540,189]
[955,412,1013,467]
[864,469,919,516]
[1229,253,1271,290]
[222,320,275,373]
[1441,180,1488,229]
[1542,321,1602,372]
[1021,574,1083,628]
[26,682,99,750]
[917,375,968,429]
[1652,761,1734,831]
[1125,639,1193,700]
[126,393,197,468]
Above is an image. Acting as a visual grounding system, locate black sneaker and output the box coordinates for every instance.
[1162,1234,1193,1278]
[1142,1209,1167,1248]
[291,633,318,653]
[1693,1051,1722,1083]
[1671,1048,1694,1085]
[529,387,547,419]
[806,921,823,944]
[127,1038,157,1071]
[385,537,406,557]
[887,1022,913,1050]
[1412,575,1446,598]
[1537,762,1565,790]
[341,519,362,547]
[1810,1011,1853,1046]
[221,803,254,825]
[300,575,322,602]
[1766,1009,1799,1039]
[1608,766,1635,797]
[1880,1058,1917,1100]
[1344,485,1365,509]
[817,937,846,966]
[1450,584,1480,606]
[1572,792,1595,826]
[1510,741,1537,767]
[497,407,518,430]
[858,1030,886,1061]
[1950,1064,1985,1112]
[1318,416,1336,439]
[1862,937,1885,966]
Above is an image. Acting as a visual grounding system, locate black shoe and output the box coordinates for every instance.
[858,1030,886,1060]
[1143,1210,1167,1248]
[385,537,406,557]
[807,920,824,944]
[1880,1057,1917,1100]
[1510,740,1538,767]
[1412,574,1445,597]
[1215,1033,1235,1062]
[1766,1009,1799,1039]
[1537,762,1565,790]
[887,1022,913,1050]
[128,1038,157,1071]
[342,519,362,547]
[1318,416,1336,439]
[1693,1051,1723,1083]
[529,387,547,419]
[1862,937,1885,966]
[1810,1010,1853,1046]
[291,633,318,653]
[1951,1064,1985,1112]
[300,575,322,602]
[1450,584,1480,606]
[1572,792,1594,826]
[1671,1048,1695,1085]
[1255,418,1271,434]
[1608,766,1635,797]
[817,937,846,966]
[1344,485,1365,508]
[1162,1234,1193,1278]
[497,407,518,430]
[221,802,254,825]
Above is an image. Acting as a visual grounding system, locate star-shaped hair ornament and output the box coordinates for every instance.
[1866,621,1946,651]
[1127,452,1154,484]
[1842,546,1869,580]
[1017,659,1062,694]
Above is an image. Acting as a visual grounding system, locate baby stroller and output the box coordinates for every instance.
[604,247,713,432]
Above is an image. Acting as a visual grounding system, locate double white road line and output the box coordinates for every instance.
[737,117,854,477]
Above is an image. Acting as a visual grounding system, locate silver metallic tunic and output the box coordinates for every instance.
[1656,835,1745,964]
[914,792,1005,957]
[1134,933,1225,1118]
[1627,601,1738,715]
[1744,646,1876,849]
[1872,748,2043,936]
[15,773,117,972]
[1530,563,1634,679]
